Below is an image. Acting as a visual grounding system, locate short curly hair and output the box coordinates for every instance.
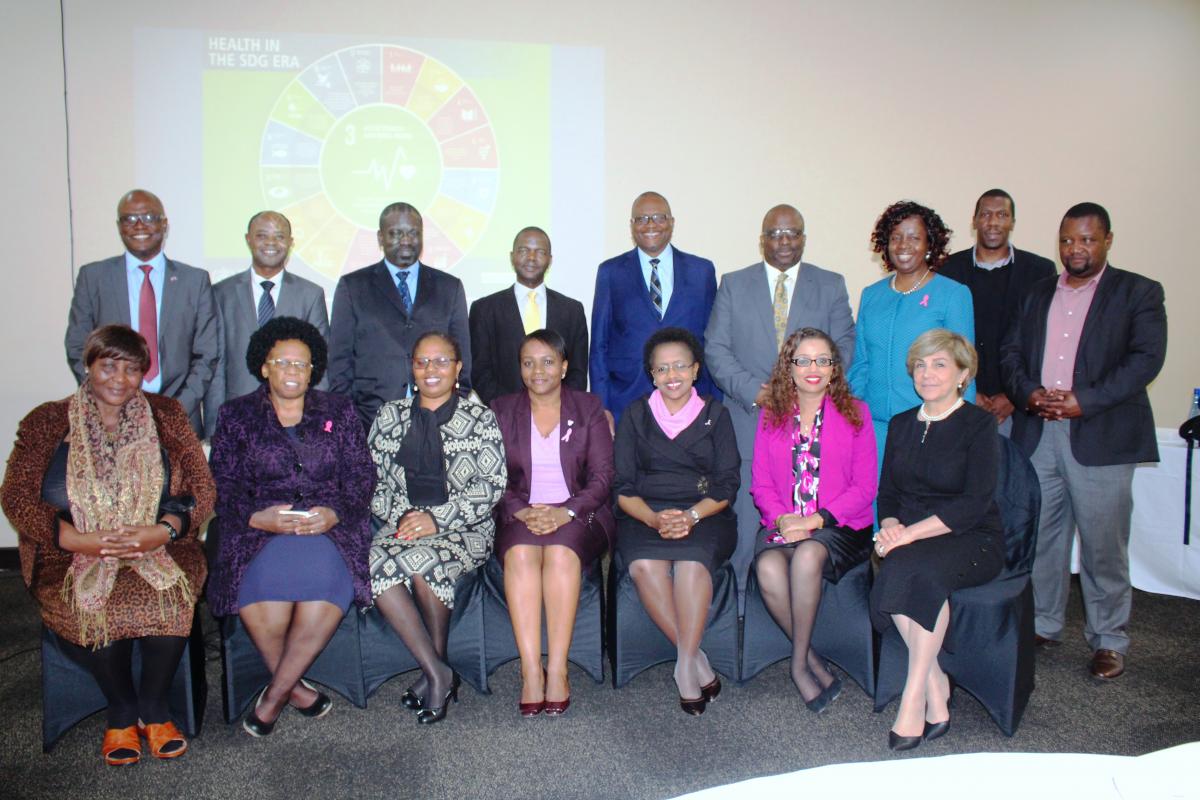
[870,200,953,271]
[642,326,703,380]
[246,316,328,385]
[761,327,862,430]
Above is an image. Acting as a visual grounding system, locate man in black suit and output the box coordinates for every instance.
[328,202,471,429]
[941,189,1055,434]
[468,227,588,405]
[1001,202,1166,680]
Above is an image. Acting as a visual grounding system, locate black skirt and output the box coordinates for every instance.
[754,524,872,583]
[616,512,737,576]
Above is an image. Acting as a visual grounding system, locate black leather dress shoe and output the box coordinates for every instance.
[294,680,333,719]
[804,677,843,714]
[400,689,424,711]
[1034,634,1061,648]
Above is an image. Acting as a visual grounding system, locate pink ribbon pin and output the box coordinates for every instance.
[562,420,575,442]
[323,420,333,432]
[919,294,929,307]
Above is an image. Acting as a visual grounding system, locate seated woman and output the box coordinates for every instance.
[1,325,213,766]
[491,329,614,717]
[368,331,506,724]
[613,327,740,716]
[870,328,1004,750]
[751,327,877,713]
[208,317,375,737]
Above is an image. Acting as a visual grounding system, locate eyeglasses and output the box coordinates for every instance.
[789,356,835,368]
[118,213,165,227]
[651,361,695,377]
[764,228,804,241]
[632,214,672,226]
[414,356,455,369]
[266,358,312,370]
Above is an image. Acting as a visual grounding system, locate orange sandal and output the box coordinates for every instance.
[102,726,141,766]
[137,721,188,759]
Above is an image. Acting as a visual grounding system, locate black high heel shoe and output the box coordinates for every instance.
[416,672,460,725]
[699,676,721,703]
[400,689,424,711]
[923,718,950,742]
[243,688,277,737]
[888,730,922,751]
[679,694,707,716]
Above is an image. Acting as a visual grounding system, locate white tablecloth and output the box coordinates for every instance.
[1129,428,1200,600]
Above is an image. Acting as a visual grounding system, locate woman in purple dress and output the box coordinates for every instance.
[209,317,375,737]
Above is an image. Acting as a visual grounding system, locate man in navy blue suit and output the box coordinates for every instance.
[590,191,719,420]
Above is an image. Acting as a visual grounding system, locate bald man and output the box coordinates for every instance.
[65,189,219,436]
[705,204,855,594]
[203,211,330,437]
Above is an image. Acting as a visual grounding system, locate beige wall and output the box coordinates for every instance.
[3,0,1197,546]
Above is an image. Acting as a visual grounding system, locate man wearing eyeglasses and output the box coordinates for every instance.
[203,211,330,438]
[65,189,219,436]
[590,191,719,422]
[705,204,855,595]
[328,202,471,430]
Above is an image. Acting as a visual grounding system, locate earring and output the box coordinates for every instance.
[561,373,567,380]
[455,380,460,390]
[925,252,931,261]
[956,381,963,389]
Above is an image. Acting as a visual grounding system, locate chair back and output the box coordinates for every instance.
[994,434,1040,576]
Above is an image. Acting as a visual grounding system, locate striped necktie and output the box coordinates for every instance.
[257,280,275,328]
[649,258,663,319]
[397,270,413,315]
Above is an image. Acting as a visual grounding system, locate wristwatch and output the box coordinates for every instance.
[565,508,577,520]
[158,518,181,542]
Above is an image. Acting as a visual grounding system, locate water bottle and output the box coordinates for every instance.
[1189,388,1200,421]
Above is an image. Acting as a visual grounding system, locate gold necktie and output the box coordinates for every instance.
[525,289,541,334]
[773,271,789,347]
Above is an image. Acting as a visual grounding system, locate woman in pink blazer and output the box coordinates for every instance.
[751,327,877,713]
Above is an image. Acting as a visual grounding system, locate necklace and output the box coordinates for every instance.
[917,397,964,443]
[891,268,930,295]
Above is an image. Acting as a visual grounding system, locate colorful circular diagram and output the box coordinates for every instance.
[259,44,500,278]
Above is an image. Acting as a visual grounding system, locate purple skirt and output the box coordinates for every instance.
[237,534,353,611]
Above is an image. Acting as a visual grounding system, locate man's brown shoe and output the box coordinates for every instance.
[1034,635,1061,648]
[1089,649,1125,680]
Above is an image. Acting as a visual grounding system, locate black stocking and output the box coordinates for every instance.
[59,638,138,729]
[374,580,451,705]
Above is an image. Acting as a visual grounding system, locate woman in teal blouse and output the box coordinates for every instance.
[848,201,975,467]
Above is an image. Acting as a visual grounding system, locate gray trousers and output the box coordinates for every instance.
[1029,420,1135,653]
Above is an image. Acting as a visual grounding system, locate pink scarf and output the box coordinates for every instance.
[648,388,705,439]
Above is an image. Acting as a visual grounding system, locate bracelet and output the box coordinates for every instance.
[688,508,701,525]
[158,519,180,542]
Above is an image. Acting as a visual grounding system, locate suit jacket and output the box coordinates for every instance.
[207,386,375,615]
[705,261,856,460]
[750,397,877,532]
[203,269,330,438]
[468,286,588,405]
[328,260,471,430]
[1000,265,1166,466]
[589,246,719,420]
[940,247,1056,396]
[64,255,219,436]
[490,386,615,550]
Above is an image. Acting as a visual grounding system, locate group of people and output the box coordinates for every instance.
[0,185,1166,765]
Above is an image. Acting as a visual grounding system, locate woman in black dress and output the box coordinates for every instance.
[870,329,1004,750]
[614,327,739,716]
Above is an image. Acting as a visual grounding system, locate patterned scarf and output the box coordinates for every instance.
[61,383,191,647]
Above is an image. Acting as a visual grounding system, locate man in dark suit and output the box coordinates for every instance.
[590,191,719,421]
[468,227,588,405]
[705,203,856,592]
[941,189,1055,434]
[203,211,329,437]
[65,189,219,435]
[328,202,471,429]
[1000,202,1166,680]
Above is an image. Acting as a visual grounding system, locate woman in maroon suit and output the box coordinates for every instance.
[491,330,614,716]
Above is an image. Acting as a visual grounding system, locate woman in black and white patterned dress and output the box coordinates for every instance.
[367,331,506,724]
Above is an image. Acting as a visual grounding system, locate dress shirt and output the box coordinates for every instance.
[973,244,1016,271]
[512,282,547,332]
[763,262,799,316]
[249,267,286,311]
[124,251,166,393]
[384,259,420,305]
[527,419,571,504]
[637,245,674,312]
[1041,264,1106,391]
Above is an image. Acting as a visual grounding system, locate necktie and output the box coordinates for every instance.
[649,258,663,319]
[773,270,789,348]
[397,270,413,315]
[138,264,159,381]
[525,289,541,334]
[257,280,275,328]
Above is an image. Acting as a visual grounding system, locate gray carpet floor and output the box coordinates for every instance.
[1,569,1197,800]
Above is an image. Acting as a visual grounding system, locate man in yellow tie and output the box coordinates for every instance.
[469,227,590,405]
[704,204,857,599]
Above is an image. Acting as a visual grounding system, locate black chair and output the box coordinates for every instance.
[479,556,606,690]
[873,435,1040,736]
[41,619,207,752]
[219,569,490,722]
[607,550,739,688]
[740,558,877,695]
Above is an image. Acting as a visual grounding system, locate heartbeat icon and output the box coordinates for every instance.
[352,145,417,190]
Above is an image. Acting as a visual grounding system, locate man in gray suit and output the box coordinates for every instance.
[203,210,329,437]
[328,202,471,430]
[65,189,219,436]
[705,204,856,594]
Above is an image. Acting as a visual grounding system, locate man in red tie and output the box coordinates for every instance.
[65,189,219,436]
